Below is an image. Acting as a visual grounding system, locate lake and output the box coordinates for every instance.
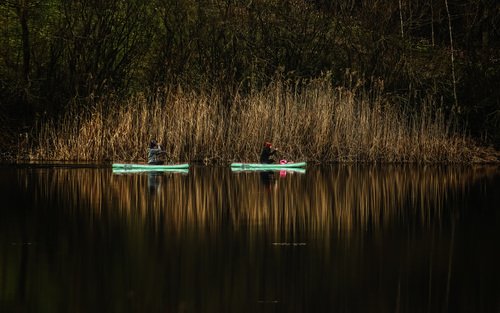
[1,164,499,312]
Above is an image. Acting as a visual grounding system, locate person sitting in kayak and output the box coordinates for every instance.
[148,139,166,165]
[260,141,278,164]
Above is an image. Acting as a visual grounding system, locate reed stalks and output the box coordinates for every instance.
[26,77,482,163]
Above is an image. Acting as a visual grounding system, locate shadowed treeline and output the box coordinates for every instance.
[1,0,499,156]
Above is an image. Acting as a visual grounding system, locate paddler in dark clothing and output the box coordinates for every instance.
[260,141,278,164]
[148,139,166,165]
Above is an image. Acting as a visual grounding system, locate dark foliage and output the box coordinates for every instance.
[0,0,499,146]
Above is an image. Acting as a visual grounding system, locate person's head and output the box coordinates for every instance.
[150,139,157,149]
[264,142,272,148]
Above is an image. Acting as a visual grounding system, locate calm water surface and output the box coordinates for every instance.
[0,165,499,313]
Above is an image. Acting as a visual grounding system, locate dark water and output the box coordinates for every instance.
[0,165,499,313]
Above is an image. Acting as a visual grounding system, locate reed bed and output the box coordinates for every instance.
[26,79,482,163]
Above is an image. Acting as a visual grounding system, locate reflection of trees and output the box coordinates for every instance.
[29,165,495,239]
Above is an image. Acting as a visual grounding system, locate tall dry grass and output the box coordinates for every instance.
[26,78,481,163]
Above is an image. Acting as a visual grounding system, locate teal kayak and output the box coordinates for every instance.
[112,168,189,174]
[231,167,306,174]
[230,162,306,169]
[112,163,190,170]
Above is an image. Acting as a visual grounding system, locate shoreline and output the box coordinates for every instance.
[1,152,499,167]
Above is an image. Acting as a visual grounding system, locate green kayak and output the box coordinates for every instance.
[112,163,190,171]
[230,162,306,169]
[112,168,189,174]
[231,167,306,174]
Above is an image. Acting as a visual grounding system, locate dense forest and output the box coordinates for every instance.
[0,0,499,162]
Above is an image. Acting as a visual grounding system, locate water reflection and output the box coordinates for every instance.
[25,165,495,238]
[0,165,498,313]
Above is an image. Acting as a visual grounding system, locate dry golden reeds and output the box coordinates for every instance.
[26,78,482,163]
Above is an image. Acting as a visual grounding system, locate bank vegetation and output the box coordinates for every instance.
[1,0,499,162]
[24,77,493,163]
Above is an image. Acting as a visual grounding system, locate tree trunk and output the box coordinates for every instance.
[14,0,32,120]
[444,0,458,112]
[16,1,30,85]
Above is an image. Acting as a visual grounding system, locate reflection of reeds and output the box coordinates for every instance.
[29,166,495,240]
[27,78,483,163]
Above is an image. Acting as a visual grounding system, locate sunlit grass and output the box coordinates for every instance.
[25,78,486,163]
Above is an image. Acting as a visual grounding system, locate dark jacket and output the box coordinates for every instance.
[260,146,277,164]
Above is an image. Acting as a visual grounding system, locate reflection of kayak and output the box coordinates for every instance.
[112,168,189,174]
[112,163,189,172]
[231,167,306,174]
[230,162,306,169]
